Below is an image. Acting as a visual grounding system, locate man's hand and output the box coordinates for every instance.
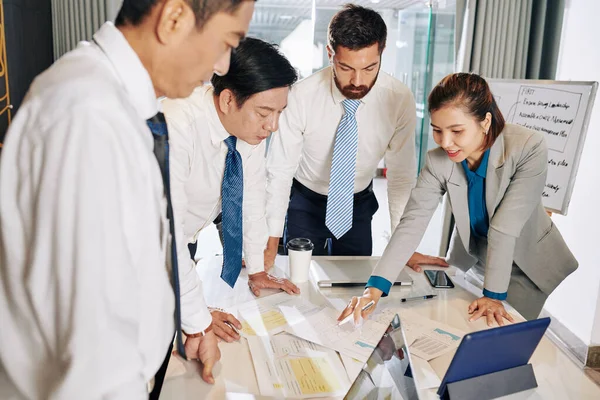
[406,251,449,273]
[264,236,280,271]
[210,309,242,343]
[248,271,300,297]
[183,330,221,384]
[468,297,515,327]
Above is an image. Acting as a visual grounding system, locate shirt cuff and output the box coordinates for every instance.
[180,287,212,334]
[267,218,286,238]
[245,252,265,275]
[483,288,508,301]
[366,276,392,297]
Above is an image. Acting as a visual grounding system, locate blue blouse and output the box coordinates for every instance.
[461,150,490,239]
[461,149,506,301]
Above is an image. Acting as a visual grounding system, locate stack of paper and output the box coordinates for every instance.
[235,294,465,397]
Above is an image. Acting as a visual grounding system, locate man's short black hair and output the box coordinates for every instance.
[115,0,255,28]
[328,4,387,54]
[211,38,298,108]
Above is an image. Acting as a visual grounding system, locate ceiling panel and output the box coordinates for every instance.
[254,0,455,8]
[248,0,455,44]
[256,0,429,8]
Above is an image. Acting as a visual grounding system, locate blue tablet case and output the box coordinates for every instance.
[437,317,551,398]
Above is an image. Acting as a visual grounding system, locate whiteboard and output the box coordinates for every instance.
[487,79,598,215]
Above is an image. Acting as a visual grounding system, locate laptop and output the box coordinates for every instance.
[437,317,551,399]
[311,257,413,288]
[345,313,420,400]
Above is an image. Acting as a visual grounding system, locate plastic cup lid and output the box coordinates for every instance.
[286,238,314,251]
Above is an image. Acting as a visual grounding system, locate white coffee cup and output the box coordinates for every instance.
[286,238,314,283]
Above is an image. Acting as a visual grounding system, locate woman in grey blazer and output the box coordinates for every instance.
[339,73,578,326]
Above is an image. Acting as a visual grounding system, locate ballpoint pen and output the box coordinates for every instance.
[338,300,376,326]
[401,294,437,302]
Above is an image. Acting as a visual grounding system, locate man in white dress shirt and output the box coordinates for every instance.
[265,4,447,270]
[0,1,255,399]
[163,38,300,343]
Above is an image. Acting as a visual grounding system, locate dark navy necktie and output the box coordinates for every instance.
[221,136,244,287]
[147,112,186,360]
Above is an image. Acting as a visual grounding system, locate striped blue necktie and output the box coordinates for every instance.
[326,99,361,239]
[221,136,244,288]
[146,112,186,360]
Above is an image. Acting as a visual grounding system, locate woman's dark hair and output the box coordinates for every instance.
[115,0,255,28]
[428,73,505,151]
[211,38,298,108]
[328,4,387,54]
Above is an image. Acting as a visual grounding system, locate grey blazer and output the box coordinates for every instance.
[373,124,577,296]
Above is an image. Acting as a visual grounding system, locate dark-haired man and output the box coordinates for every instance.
[163,37,300,344]
[0,1,255,398]
[265,4,447,275]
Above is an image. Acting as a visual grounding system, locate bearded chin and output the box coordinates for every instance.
[333,75,376,100]
[342,87,369,99]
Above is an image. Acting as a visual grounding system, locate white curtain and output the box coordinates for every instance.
[51,0,122,59]
[455,0,565,79]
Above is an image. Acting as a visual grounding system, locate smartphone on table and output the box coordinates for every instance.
[424,270,455,289]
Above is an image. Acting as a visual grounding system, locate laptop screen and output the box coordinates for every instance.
[345,314,419,400]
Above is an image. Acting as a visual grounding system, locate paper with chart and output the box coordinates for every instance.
[246,332,350,398]
[400,310,465,361]
[285,306,397,362]
[237,292,322,337]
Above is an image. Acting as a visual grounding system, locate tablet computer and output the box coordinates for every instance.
[437,317,550,398]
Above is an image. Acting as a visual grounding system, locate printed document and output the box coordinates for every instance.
[237,292,321,337]
[285,307,397,362]
[246,332,350,398]
[401,310,465,361]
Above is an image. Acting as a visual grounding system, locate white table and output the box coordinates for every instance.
[161,256,600,399]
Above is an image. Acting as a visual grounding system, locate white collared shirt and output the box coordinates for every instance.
[0,22,210,400]
[266,66,417,237]
[162,86,268,276]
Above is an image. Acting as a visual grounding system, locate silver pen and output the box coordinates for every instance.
[338,300,376,326]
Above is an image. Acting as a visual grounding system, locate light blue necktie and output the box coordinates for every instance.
[221,136,244,288]
[326,99,361,239]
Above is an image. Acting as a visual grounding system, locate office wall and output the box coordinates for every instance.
[1,0,54,140]
[106,0,121,21]
[544,0,600,346]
